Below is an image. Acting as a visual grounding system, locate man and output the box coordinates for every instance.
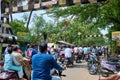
[12,46,31,80]
[64,46,73,66]
[27,44,37,58]
[32,41,64,80]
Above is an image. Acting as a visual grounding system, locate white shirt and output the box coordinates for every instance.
[74,47,79,53]
[79,47,83,53]
[64,48,72,58]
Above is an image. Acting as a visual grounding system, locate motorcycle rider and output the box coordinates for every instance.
[3,46,27,80]
[64,45,73,66]
[32,41,65,80]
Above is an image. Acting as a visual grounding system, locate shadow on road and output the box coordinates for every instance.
[67,62,88,69]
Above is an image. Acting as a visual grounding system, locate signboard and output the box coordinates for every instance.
[17,32,30,41]
[112,31,120,41]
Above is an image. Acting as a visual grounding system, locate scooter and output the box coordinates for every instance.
[100,60,120,77]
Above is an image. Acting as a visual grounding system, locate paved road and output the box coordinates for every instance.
[62,61,103,80]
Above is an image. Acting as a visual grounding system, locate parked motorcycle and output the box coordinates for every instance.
[100,60,120,77]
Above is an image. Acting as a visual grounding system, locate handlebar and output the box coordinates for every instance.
[58,71,66,77]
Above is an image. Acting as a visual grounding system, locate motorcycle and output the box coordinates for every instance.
[0,61,19,80]
[65,57,74,67]
[87,53,98,75]
[50,68,66,80]
[74,53,81,63]
[0,60,29,80]
[100,60,120,77]
[59,54,66,65]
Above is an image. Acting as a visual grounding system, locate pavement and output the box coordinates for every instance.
[62,61,103,80]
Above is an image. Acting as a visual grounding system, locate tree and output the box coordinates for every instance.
[9,20,28,35]
[31,14,46,43]
[9,20,30,46]
[46,0,119,45]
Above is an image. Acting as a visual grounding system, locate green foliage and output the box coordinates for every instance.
[9,20,28,35]
[9,20,30,46]
[46,0,120,50]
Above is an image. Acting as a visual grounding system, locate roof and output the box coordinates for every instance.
[57,41,74,46]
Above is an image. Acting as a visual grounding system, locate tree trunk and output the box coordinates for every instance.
[43,33,47,42]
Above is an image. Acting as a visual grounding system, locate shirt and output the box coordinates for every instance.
[83,47,88,54]
[3,54,20,71]
[32,53,63,80]
[27,48,37,57]
[64,48,72,58]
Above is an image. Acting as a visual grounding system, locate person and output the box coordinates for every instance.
[64,46,73,65]
[4,44,12,55]
[3,47,27,80]
[27,44,37,58]
[12,46,31,80]
[32,41,64,80]
[101,74,120,80]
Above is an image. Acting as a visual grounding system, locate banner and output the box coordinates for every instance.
[112,31,120,41]
[17,32,30,41]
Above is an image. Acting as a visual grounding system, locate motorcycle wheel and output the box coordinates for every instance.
[101,73,109,77]
[89,65,97,75]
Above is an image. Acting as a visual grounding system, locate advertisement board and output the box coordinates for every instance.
[17,32,30,41]
[112,31,120,41]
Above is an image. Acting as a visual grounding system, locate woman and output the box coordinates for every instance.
[3,47,27,80]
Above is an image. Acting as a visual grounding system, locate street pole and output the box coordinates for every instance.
[0,0,1,22]
[0,0,2,60]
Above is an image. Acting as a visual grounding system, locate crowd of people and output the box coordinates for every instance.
[1,41,119,80]
[2,41,66,80]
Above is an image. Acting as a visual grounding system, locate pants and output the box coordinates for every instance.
[5,66,24,78]
[52,76,61,80]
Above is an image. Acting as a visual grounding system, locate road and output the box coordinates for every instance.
[62,61,103,80]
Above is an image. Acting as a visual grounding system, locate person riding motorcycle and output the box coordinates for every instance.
[32,41,65,80]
